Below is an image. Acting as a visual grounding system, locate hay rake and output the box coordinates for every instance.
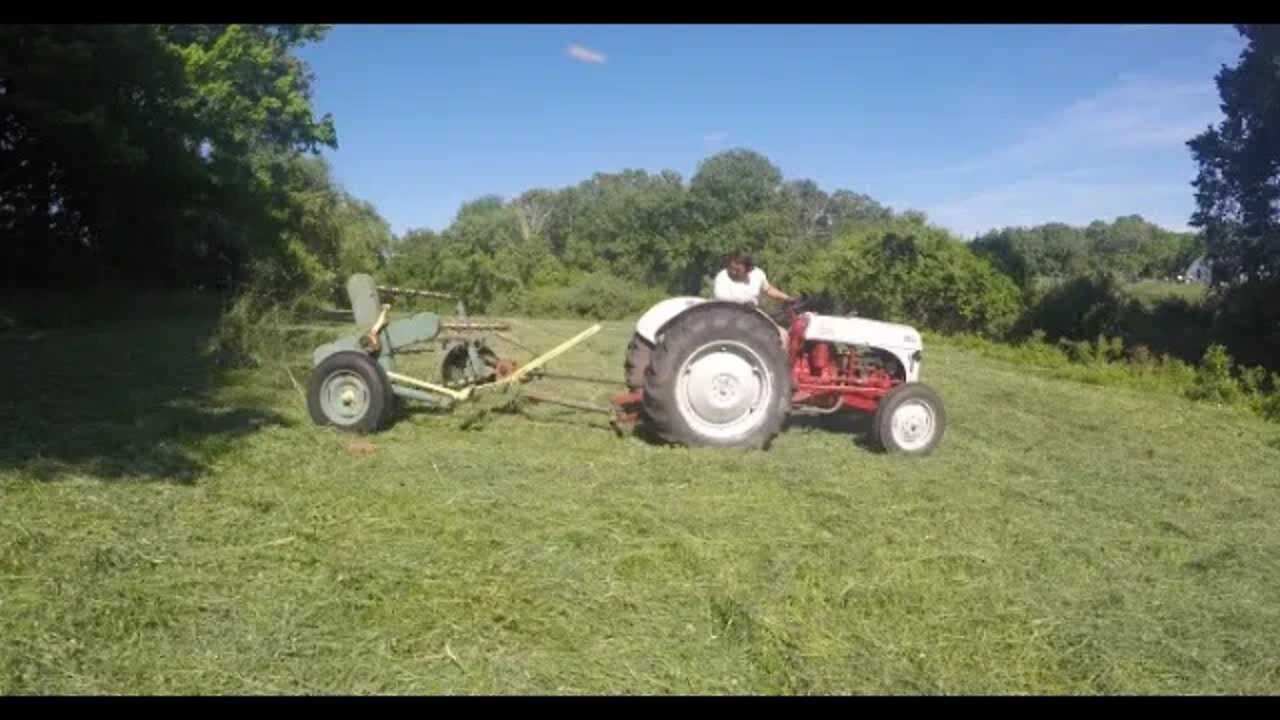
[306,274,624,433]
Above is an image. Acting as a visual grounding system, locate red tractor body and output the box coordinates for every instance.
[785,309,898,414]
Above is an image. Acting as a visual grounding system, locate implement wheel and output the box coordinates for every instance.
[307,351,393,433]
[441,342,499,386]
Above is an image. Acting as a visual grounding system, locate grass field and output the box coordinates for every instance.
[2,300,1279,695]
[1032,276,1210,308]
[1122,279,1209,307]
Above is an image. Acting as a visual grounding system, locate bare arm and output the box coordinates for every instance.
[763,281,792,303]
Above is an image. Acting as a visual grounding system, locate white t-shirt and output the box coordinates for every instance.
[713,267,768,305]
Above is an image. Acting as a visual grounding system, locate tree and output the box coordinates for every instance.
[0,24,341,292]
[1186,25,1280,370]
[1187,24,1280,285]
[688,148,783,229]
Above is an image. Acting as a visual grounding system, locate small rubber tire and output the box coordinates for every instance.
[307,351,393,434]
[872,382,945,456]
[643,303,790,449]
[624,332,653,391]
[441,343,499,386]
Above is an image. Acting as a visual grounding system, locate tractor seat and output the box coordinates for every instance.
[346,273,385,331]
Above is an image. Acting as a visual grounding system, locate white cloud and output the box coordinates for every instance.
[889,72,1225,236]
[703,132,726,143]
[567,44,606,65]
[897,74,1220,181]
[926,173,1193,238]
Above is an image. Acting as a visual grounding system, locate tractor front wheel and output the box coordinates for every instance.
[307,351,393,433]
[872,382,945,456]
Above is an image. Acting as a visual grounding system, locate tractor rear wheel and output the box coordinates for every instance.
[872,382,945,456]
[643,304,790,449]
[624,332,652,390]
[307,351,393,434]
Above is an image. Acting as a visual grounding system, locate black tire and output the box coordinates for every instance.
[441,343,498,386]
[307,351,393,434]
[643,303,790,449]
[872,382,946,456]
[624,332,653,391]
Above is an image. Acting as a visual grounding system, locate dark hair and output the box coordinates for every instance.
[726,248,754,270]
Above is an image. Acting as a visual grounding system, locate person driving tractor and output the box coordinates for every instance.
[712,249,794,306]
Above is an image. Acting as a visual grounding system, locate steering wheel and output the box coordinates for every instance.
[767,293,814,326]
[788,293,818,314]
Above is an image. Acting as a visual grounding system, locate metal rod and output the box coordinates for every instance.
[472,324,603,391]
[387,372,473,402]
[441,321,511,331]
[392,385,449,407]
[530,371,625,386]
[519,392,614,416]
[492,331,540,359]
[377,285,457,300]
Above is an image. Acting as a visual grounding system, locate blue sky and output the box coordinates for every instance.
[299,24,1244,239]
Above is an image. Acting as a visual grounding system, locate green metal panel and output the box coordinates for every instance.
[313,334,396,375]
[312,336,362,366]
[384,313,440,351]
[346,273,382,330]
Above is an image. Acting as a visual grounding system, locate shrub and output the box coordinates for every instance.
[1023,272,1128,343]
[1186,344,1243,405]
[516,272,666,320]
[808,220,1026,339]
[1117,294,1215,366]
[1260,391,1280,422]
[1208,277,1280,372]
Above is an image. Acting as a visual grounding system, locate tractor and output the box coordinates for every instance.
[307,274,945,456]
[613,295,946,455]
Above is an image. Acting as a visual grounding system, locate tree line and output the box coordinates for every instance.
[3,24,1275,373]
[0,24,388,302]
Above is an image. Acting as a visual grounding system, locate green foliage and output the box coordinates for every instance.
[1024,273,1128,343]
[941,329,1209,403]
[803,219,1024,338]
[507,272,667,321]
[0,24,342,294]
[687,149,783,229]
[971,216,1202,291]
[1186,344,1243,405]
[1188,25,1280,286]
[380,147,907,318]
[1206,277,1280,371]
[1260,390,1280,422]
[1058,334,1126,366]
[1022,274,1218,368]
[1186,26,1280,376]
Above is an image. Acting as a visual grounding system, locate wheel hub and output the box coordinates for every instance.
[890,400,935,450]
[677,342,772,437]
[710,373,740,402]
[321,371,371,426]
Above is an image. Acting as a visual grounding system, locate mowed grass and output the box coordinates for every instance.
[2,303,1279,695]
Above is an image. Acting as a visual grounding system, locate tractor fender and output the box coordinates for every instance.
[634,296,708,344]
[636,297,785,346]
